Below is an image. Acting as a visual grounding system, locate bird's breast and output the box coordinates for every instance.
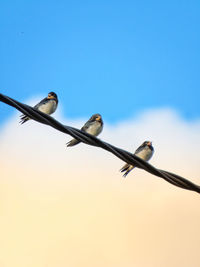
[136,147,153,161]
[38,100,57,115]
[86,122,102,136]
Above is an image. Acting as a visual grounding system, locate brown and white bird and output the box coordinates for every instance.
[20,92,58,124]
[120,141,154,177]
[66,113,103,147]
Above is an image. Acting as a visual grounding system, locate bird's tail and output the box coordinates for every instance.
[19,114,30,124]
[66,138,81,147]
[120,163,135,178]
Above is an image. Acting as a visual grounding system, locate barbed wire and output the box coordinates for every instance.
[0,93,200,194]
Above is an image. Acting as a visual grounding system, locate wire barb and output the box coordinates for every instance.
[0,93,200,194]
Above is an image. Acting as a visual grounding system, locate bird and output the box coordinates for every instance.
[120,141,154,177]
[66,113,103,147]
[19,92,58,124]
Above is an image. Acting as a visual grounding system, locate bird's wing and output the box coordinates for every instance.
[81,120,92,132]
[134,145,144,155]
[33,97,48,109]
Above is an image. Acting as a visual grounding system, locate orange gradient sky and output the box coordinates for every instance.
[1,108,200,267]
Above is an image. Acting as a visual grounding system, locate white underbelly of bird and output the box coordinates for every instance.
[86,122,102,136]
[136,147,152,161]
[38,100,57,115]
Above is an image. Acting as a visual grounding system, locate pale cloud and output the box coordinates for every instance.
[0,108,200,267]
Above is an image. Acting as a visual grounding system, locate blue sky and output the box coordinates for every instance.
[1,0,200,124]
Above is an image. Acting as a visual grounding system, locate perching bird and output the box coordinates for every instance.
[120,141,154,177]
[20,92,58,124]
[66,113,103,147]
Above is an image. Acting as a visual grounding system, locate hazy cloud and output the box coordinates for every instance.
[0,108,200,267]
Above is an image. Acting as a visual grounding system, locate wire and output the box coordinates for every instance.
[0,93,200,194]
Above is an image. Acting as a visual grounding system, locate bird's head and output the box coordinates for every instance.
[47,92,58,100]
[145,141,152,147]
[94,114,102,121]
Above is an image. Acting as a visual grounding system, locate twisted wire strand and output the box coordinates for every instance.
[1,93,200,194]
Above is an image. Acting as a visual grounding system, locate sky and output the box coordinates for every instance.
[1,1,200,267]
[0,0,200,124]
